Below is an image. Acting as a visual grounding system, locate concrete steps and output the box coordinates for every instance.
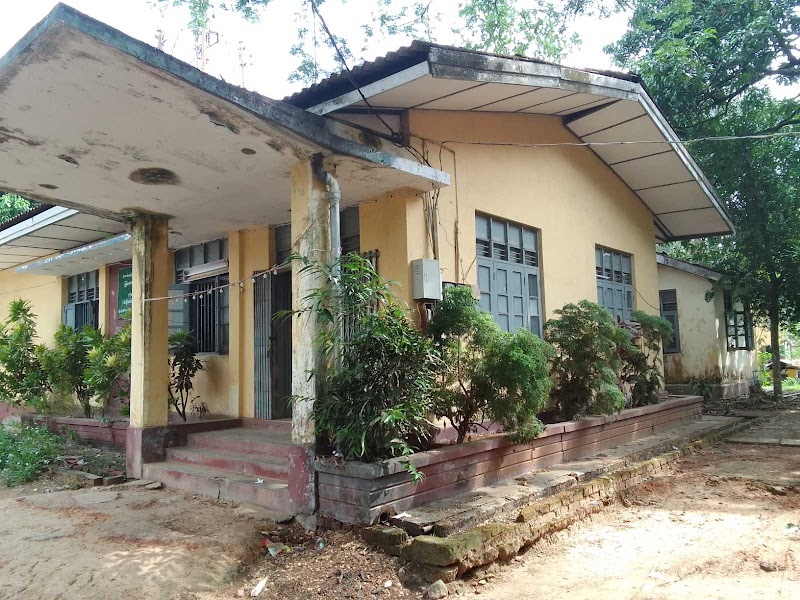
[186,428,292,457]
[165,447,290,480]
[142,424,294,512]
[141,462,291,511]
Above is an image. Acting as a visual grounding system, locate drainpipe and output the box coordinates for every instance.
[311,154,341,277]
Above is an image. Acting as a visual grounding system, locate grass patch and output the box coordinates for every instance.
[0,424,64,486]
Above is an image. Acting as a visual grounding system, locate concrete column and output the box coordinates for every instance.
[288,159,331,514]
[126,212,170,478]
[228,230,244,417]
[98,265,110,335]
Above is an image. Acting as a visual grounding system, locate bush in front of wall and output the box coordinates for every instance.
[38,325,102,418]
[315,304,440,462]
[85,322,132,415]
[294,253,440,465]
[428,286,554,444]
[545,300,631,421]
[0,300,50,409]
[0,423,64,486]
[168,330,205,422]
[621,310,674,407]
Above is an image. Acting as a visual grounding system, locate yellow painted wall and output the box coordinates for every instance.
[0,268,65,344]
[403,110,660,319]
[658,264,757,384]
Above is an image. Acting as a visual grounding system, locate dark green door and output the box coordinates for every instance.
[270,272,292,419]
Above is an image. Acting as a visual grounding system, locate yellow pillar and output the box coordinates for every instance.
[126,212,170,477]
[288,158,331,514]
[98,265,110,335]
[228,230,244,417]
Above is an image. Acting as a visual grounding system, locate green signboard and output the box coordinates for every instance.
[117,267,133,314]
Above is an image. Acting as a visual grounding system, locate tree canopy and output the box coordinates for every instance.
[609,0,800,396]
[0,193,34,224]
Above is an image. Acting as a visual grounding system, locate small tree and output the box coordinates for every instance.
[545,300,630,420]
[620,310,674,407]
[428,286,553,444]
[292,253,440,465]
[85,323,132,415]
[168,330,205,421]
[0,300,49,409]
[39,325,102,418]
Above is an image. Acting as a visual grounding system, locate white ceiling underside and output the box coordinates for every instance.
[0,6,446,257]
[312,62,733,241]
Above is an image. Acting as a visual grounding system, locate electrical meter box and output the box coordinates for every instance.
[411,259,442,301]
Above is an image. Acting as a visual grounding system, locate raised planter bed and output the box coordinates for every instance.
[316,396,703,525]
[24,415,129,448]
[22,414,242,452]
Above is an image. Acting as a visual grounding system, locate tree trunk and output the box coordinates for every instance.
[769,297,782,399]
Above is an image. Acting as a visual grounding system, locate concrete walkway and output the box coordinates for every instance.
[391,415,741,537]
[727,409,800,446]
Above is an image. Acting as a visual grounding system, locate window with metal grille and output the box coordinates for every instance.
[172,238,229,354]
[476,213,542,335]
[659,289,680,353]
[188,275,229,354]
[724,290,754,351]
[596,246,634,321]
[64,270,99,330]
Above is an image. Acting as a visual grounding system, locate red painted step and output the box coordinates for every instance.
[242,419,292,433]
[165,447,289,481]
[186,428,292,457]
[141,462,294,514]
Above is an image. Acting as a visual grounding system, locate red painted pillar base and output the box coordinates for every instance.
[288,444,316,514]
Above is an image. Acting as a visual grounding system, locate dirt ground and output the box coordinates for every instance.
[472,442,800,600]
[4,417,800,599]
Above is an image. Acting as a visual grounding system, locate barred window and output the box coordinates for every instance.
[171,239,229,354]
[63,270,99,330]
[659,289,680,353]
[724,290,754,351]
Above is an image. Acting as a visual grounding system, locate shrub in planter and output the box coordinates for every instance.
[428,286,553,444]
[291,253,440,464]
[38,325,102,418]
[85,322,132,414]
[168,330,205,421]
[0,300,50,409]
[545,300,631,420]
[621,310,674,407]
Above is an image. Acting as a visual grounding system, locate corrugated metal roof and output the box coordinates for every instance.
[284,41,639,109]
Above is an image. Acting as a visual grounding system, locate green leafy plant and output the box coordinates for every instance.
[290,253,440,465]
[690,377,715,402]
[545,300,630,420]
[85,323,132,414]
[0,424,63,486]
[621,310,674,407]
[428,286,553,444]
[38,325,102,418]
[0,300,50,409]
[168,330,205,421]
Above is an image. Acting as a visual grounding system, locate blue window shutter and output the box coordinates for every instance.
[63,303,76,329]
[168,284,191,336]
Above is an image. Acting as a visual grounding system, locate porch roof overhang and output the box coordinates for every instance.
[656,253,723,282]
[15,232,133,277]
[0,5,448,248]
[0,205,126,271]
[286,42,733,242]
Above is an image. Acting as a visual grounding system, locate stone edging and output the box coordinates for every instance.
[361,416,755,583]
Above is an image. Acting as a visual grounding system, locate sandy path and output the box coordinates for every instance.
[0,485,271,600]
[473,443,800,599]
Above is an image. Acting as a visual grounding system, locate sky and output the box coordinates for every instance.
[1,0,631,100]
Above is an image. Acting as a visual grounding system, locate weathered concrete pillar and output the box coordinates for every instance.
[126,212,171,478]
[288,159,331,515]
